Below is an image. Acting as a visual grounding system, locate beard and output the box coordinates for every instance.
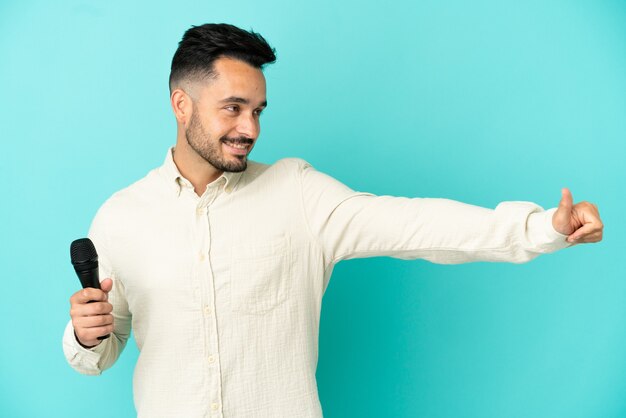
[185,110,253,173]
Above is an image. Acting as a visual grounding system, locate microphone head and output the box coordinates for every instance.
[70,238,98,265]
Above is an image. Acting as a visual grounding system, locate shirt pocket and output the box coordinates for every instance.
[229,236,292,315]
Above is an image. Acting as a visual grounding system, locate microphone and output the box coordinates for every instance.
[70,238,110,341]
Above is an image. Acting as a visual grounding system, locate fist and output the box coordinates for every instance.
[552,188,603,244]
[69,278,114,348]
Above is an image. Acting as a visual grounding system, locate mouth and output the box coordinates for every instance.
[221,139,251,156]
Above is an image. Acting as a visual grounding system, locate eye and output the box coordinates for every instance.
[254,109,264,116]
[225,105,239,113]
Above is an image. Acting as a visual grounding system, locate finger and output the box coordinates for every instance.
[572,231,603,244]
[552,188,576,235]
[559,188,574,211]
[71,288,109,304]
[568,222,603,242]
[76,325,114,345]
[70,301,113,319]
[577,204,603,226]
[74,314,114,329]
[100,278,113,293]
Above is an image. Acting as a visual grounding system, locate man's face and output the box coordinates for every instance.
[185,57,267,172]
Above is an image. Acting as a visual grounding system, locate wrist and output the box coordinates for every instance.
[74,330,99,349]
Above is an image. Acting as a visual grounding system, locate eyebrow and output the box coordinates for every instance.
[219,96,267,108]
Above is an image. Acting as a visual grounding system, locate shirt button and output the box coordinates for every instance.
[210,402,219,411]
[207,355,215,364]
[199,253,206,261]
[196,207,206,215]
[203,306,212,315]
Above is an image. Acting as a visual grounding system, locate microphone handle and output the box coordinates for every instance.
[76,266,110,341]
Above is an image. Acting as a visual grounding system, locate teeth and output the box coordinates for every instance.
[224,141,247,149]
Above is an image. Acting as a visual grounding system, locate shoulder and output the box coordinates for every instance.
[273,157,312,171]
[231,158,316,196]
[256,157,317,179]
[248,157,311,173]
[241,158,312,183]
[92,167,163,225]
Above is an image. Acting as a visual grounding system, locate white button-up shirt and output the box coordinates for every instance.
[63,148,570,417]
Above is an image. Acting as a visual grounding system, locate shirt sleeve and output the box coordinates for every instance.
[298,160,572,267]
[62,202,132,375]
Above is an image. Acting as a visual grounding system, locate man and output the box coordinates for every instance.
[63,23,603,418]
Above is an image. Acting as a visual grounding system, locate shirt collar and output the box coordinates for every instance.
[159,147,243,197]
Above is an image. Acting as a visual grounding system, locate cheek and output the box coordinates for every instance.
[211,117,237,138]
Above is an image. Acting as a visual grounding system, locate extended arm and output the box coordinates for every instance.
[298,161,576,266]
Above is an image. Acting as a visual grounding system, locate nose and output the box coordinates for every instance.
[236,112,260,139]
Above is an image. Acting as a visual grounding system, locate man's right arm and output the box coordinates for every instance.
[63,276,131,375]
[62,204,132,375]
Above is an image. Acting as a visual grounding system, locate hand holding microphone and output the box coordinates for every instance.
[69,238,114,349]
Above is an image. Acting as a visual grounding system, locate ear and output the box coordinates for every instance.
[170,88,193,126]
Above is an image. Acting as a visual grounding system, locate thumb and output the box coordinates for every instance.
[100,278,113,293]
[558,187,574,212]
[552,187,574,235]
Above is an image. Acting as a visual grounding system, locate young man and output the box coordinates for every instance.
[63,23,603,418]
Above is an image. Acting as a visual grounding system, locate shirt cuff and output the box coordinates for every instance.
[62,321,105,375]
[526,207,572,253]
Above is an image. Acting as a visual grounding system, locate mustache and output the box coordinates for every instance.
[221,136,254,145]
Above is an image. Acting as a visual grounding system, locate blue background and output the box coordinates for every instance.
[1,0,624,417]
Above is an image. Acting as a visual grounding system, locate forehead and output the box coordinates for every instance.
[198,57,266,104]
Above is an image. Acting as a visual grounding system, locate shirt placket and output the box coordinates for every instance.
[194,182,225,418]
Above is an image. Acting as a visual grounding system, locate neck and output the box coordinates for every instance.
[172,141,223,197]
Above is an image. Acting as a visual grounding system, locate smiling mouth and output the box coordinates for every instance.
[221,139,251,156]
